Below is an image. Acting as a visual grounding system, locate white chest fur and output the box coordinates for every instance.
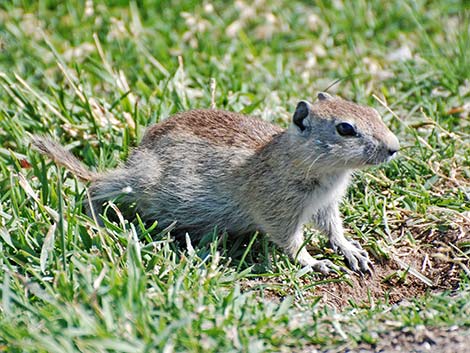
[297,171,351,227]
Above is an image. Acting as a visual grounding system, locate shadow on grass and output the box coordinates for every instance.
[85,202,280,274]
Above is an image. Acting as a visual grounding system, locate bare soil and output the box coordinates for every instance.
[353,326,470,353]
[312,220,470,309]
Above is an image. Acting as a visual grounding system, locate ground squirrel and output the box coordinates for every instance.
[32,92,399,275]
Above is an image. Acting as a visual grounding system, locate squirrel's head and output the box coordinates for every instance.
[290,92,399,169]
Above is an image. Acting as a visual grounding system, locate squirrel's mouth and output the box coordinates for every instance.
[358,155,394,168]
[361,144,399,166]
[377,154,398,165]
[385,153,398,163]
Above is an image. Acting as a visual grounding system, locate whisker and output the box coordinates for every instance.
[304,151,327,180]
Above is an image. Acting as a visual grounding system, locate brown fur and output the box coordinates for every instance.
[141,109,283,149]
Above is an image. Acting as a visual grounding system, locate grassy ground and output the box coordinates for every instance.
[1,0,470,352]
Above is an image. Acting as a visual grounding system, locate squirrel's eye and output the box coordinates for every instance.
[336,122,357,137]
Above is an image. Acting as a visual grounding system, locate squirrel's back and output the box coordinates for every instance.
[140,109,283,149]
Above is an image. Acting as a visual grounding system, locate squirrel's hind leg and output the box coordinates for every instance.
[84,170,137,226]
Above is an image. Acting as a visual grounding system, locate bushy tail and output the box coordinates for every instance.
[30,135,96,182]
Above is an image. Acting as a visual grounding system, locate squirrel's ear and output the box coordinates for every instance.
[293,100,312,131]
[317,92,332,101]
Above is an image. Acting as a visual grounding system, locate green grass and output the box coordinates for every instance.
[1,0,470,352]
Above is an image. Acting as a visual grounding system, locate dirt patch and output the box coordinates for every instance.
[353,326,470,353]
[241,216,470,309]
[307,217,470,308]
[297,326,470,353]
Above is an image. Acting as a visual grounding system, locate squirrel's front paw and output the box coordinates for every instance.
[311,259,347,275]
[296,250,347,275]
[330,239,373,275]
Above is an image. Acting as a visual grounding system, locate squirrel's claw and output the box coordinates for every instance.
[330,237,373,275]
[307,259,346,276]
